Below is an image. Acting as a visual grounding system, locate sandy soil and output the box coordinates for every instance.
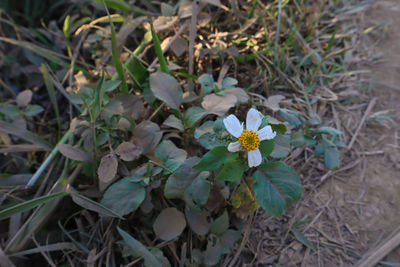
[245,1,400,266]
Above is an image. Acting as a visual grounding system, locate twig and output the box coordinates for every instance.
[227,212,255,267]
[188,0,198,76]
[347,98,376,150]
[355,226,400,267]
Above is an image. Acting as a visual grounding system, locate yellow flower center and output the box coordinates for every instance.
[238,130,260,151]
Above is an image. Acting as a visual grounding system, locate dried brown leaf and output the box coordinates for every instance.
[97,153,118,183]
[115,142,142,161]
[16,90,32,107]
[153,207,186,241]
[58,144,91,162]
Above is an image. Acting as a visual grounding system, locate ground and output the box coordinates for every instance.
[246,1,400,266]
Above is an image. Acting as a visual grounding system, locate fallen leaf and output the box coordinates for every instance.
[150,71,182,110]
[132,120,163,154]
[115,142,142,161]
[153,207,186,241]
[264,95,285,111]
[16,90,33,107]
[201,93,236,116]
[58,144,91,162]
[97,153,118,183]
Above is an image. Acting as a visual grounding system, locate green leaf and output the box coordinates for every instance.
[291,130,306,147]
[117,227,161,267]
[279,109,301,126]
[150,71,182,110]
[270,123,287,134]
[259,116,271,128]
[318,126,342,136]
[194,146,235,171]
[0,105,20,118]
[103,80,121,92]
[210,211,229,235]
[198,73,214,86]
[164,157,202,199]
[314,143,325,156]
[253,161,302,217]
[184,107,206,128]
[270,134,290,158]
[149,248,171,267]
[259,139,275,157]
[185,208,210,235]
[100,178,145,216]
[324,145,340,169]
[216,160,245,182]
[184,172,211,207]
[162,115,184,131]
[155,140,187,173]
[126,56,148,86]
[203,237,222,266]
[221,77,237,89]
[0,192,68,220]
[25,105,44,117]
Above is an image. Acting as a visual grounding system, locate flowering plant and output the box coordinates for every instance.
[194,107,302,218]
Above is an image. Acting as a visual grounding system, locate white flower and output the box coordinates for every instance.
[223,108,276,167]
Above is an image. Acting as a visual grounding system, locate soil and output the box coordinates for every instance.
[245,1,400,266]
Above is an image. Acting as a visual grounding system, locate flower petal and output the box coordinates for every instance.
[246,108,263,131]
[227,141,241,152]
[223,115,243,138]
[248,149,262,167]
[257,125,276,141]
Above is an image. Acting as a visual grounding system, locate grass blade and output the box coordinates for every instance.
[40,64,61,137]
[10,242,77,257]
[117,227,161,266]
[6,165,82,253]
[0,192,68,220]
[0,120,52,151]
[150,19,169,74]
[274,0,282,62]
[103,1,128,93]
[69,187,124,219]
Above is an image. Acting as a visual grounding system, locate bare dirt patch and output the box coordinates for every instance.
[245,1,400,266]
